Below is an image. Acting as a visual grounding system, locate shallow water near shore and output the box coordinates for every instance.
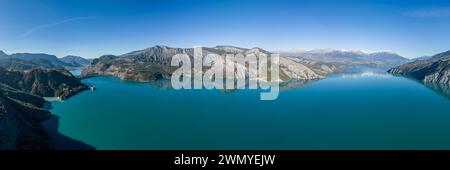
[46,70,450,150]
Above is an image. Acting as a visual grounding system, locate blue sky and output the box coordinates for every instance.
[0,0,449,58]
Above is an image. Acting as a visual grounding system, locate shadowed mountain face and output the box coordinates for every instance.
[0,83,47,108]
[0,91,50,149]
[279,49,409,69]
[388,50,450,84]
[0,68,89,100]
[0,85,94,150]
[82,45,339,82]
[0,67,91,149]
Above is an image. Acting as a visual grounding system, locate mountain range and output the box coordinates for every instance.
[0,48,413,74]
[1,46,449,150]
[0,51,91,71]
[82,45,339,82]
[278,49,410,69]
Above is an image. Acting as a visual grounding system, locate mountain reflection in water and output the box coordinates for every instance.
[424,82,450,101]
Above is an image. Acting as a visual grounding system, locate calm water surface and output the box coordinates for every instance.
[46,71,450,150]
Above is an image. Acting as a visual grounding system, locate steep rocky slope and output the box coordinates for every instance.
[388,50,450,84]
[0,67,91,149]
[0,68,89,100]
[0,91,51,149]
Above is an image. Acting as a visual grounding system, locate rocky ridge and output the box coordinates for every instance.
[82,45,339,82]
[388,50,450,84]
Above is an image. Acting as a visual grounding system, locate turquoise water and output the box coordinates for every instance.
[47,72,450,150]
[69,69,82,76]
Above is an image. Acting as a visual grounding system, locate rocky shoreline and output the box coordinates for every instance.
[388,50,450,84]
[0,68,90,149]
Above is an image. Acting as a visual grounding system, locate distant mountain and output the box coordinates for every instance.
[82,45,339,82]
[9,53,70,66]
[279,49,410,69]
[0,51,85,71]
[410,56,432,62]
[0,58,51,70]
[0,50,6,57]
[388,50,450,84]
[60,55,92,67]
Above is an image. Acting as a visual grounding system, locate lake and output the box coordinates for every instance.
[45,70,450,150]
[69,69,83,76]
